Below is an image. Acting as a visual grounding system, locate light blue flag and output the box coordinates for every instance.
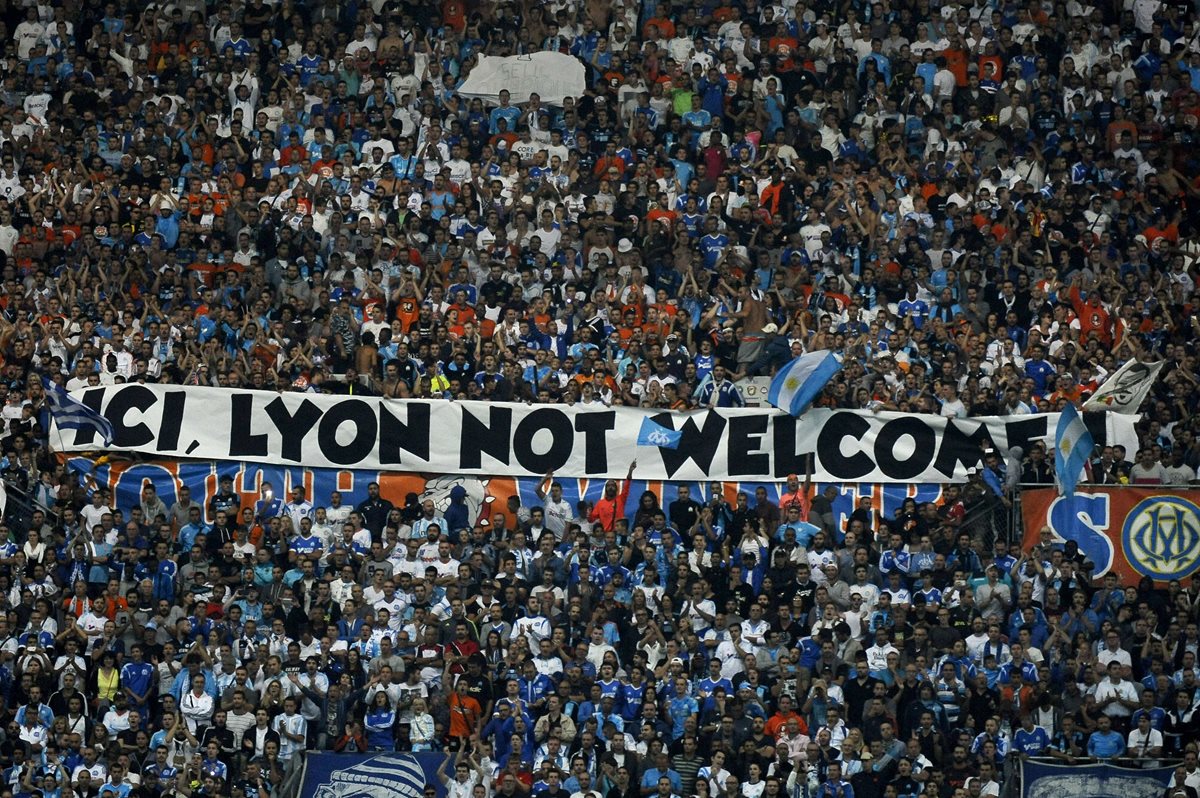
[1054,403,1094,497]
[637,417,682,449]
[767,351,843,416]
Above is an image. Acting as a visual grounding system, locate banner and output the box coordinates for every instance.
[300,752,445,798]
[67,455,949,536]
[1083,359,1164,414]
[1021,486,1200,583]
[1020,759,1177,798]
[53,384,1139,484]
[457,52,586,105]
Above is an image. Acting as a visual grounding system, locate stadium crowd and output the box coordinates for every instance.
[0,0,1199,796]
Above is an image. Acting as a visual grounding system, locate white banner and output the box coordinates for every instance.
[456,52,586,106]
[1083,359,1164,414]
[52,385,1139,483]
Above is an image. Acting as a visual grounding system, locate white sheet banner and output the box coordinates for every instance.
[52,384,1139,483]
[456,52,586,105]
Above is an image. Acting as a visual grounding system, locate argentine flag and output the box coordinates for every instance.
[1054,403,1094,497]
[767,351,843,417]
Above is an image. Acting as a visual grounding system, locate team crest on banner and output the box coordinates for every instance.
[1022,487,1200,584]
[301,752,444,798]
[1121,495,1200,580]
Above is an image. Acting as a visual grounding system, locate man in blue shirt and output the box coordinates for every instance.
[775,505,819,546]
[488,90,521,134]
[818,761,854,798]
[640,751,682,796]
[697,218,729,269]
[1086,715,1125,759]
[879,532,911,578]
[1012,713,1050,757]
[1025,345,1056,394]
[696,365,744,408]
[696,660,733,699]
[518,661,553,714]
[177,505,209,554]
[120,645,155,711]
[1131,689,1167,730]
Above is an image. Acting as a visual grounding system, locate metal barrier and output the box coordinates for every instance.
[1,479,59,537]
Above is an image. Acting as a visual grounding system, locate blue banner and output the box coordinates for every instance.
[300,752,446,798]
[1021,759,1177,798]
[67,455,946,541]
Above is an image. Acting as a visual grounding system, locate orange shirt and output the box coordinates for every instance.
[779,489,811,520]
[448,691,481,738]
[394,297,420,331]
[643,16,675,38]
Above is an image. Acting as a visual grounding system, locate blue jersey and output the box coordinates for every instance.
[296,54,322,85]
[1013,726,1049,755]
[120,661,155,701]
[696,676,733,697]
[621,682,648,720]
[1026,359,1056,393]
[698,233,728,268]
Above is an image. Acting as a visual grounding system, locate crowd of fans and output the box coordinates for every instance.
[0,0,1199,796]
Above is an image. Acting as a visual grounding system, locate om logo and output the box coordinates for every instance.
[1121,496,1200,580]
[646,429,674,445]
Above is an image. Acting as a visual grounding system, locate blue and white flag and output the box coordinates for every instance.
[1054,402,1093,497]
[301,752,444,798]
[637,417,682,449]
[767,351,843,416]
[43,378,114,447]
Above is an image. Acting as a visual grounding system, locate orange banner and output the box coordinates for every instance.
[1020,487,1200,584]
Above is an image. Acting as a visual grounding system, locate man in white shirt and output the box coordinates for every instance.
[1126,714,1163,758]
[180,674,214,733]
[865,628,899,673]
[273,697,307,763]
[323,492,352,527]
[14,9,45,59]
[1097,630,1133,672]
[80,492,113,533]
[1094,660,1140,720]
[511,601,552,650]
[284,487,314,531]
[537,472,573,535]
[740,604,770,648]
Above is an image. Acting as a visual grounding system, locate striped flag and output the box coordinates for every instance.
[43,378,114,447]
[767,351,843,416]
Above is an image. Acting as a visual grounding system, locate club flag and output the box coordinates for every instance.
[637,417,682,449]
[1083,359,1163,414]
[43,378,115,447]
[767,351,843,416]
[1054,402,1094,497]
